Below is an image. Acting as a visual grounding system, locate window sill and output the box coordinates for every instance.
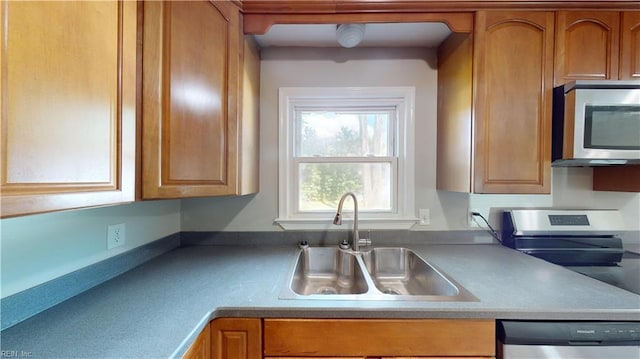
[275,217,419,231]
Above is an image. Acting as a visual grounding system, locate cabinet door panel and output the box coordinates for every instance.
[473,11,553,194]
[620,11,640,80]
[0,0,136,217]
[555,11,620,85]
[142,0,240,198]
[263,319,494,357]
[211,318,261,359]
[166,2,226,182]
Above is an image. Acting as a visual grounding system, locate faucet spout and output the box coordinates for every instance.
[333,192,360,251]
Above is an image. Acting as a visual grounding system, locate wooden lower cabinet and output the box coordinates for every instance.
[184,324,212,359]
[263,319,495,358]
[193,318,494,359]
[211,318,262,359]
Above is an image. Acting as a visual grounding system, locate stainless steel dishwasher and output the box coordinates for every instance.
[498,321,640,359]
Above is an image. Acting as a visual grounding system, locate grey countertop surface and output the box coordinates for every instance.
[1,243,639,358]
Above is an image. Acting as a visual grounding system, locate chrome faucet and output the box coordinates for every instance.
[333,192,370,251]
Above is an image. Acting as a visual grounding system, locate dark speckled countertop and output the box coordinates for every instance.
[1,243,639,358]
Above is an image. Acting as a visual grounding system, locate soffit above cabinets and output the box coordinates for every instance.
[253,22,452,48]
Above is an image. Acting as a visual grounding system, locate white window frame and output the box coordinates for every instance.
[276,87,417,230]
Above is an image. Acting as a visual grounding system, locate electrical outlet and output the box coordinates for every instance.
[468,209,480,227]
[419,208,430,225]
[419,209,430,225]
[107,223,126,250]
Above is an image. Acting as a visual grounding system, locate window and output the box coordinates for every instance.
[277,87,416,229]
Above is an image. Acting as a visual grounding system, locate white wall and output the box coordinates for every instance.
[181,46,640,234]
[552,167,640,231]
[1,200,181,298]
[469,167,640,233]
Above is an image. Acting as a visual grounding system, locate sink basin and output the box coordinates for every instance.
[282,246,477,301]
[361,247,459,296]
[290,247,368,296]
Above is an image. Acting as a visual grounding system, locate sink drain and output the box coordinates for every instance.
[381,287,401,295]
[317,287,338,295]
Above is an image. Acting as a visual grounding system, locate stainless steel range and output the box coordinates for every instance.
[501,209,640,295]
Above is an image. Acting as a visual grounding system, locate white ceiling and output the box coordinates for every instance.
[253,23,452,48]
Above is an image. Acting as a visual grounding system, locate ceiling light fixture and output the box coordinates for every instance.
[336,23,366,48]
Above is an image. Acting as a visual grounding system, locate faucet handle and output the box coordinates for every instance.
[357,230,372,248]
[358,238,372,246]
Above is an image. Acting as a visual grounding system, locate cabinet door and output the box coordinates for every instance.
[620,11,640,80]
[263,319,494,357]
[183,324,211,359]
[473,11,554,194]
[0,1,136,218]
[211,318,262,359]
[142,0,241,199]
[555,11,620,85]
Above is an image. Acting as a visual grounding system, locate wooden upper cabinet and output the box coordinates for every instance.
[238,36,261,195]
[555,11,620,86]
[555,11,640,82]
[620,11,640,80]
[436,33,473,193]
[141,0,242,199]
[0,1,136,218]
[472,11,554,194]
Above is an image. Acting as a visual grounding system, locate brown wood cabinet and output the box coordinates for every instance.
[211,318,262,359]
[196,318,494,359]
[474,11,555,194]
[555,11,640,84]
[593,165,640,192]
[238,35,261,195]
[263,318,495,358]
[438,11,554,194]
[555,11,621,85]
[141,0,258,199]
[620,11,640,80]
[436,33,473,193]
[183,324,212,359]
[0,1,137,218]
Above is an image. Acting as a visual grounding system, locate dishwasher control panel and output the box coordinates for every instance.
[499,321,640,345]
[569,322,639,342]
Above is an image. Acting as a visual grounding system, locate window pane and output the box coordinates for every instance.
[297,111,391,157]
[298,162,391,212]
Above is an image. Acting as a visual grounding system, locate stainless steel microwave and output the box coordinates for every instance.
[552,80,640,166]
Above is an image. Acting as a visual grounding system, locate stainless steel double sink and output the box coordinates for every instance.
[280,246,477,301]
